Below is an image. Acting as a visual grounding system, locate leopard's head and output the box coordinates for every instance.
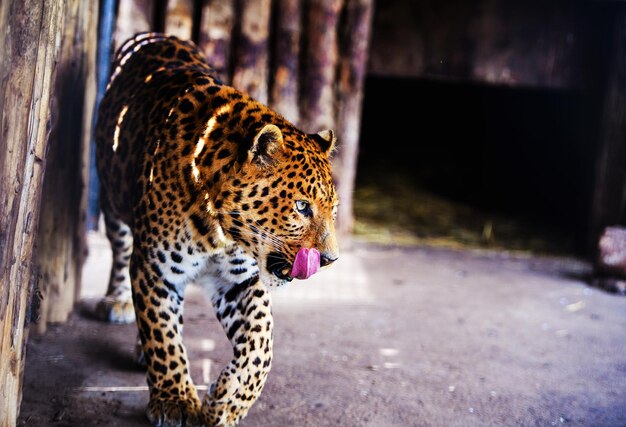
[218,123,339,287]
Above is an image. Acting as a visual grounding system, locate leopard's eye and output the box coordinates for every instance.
[295,200,312,217]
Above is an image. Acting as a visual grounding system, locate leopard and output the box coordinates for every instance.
[94,31,339,427]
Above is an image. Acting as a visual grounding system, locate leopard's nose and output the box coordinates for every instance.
[320,254,338,267]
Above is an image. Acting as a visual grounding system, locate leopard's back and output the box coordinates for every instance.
[95,32,219,223]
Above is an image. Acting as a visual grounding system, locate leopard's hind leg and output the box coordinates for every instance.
[96,204,135,324]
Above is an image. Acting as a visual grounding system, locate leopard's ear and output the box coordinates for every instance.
[310,129,336,156]
[250,124,283,166]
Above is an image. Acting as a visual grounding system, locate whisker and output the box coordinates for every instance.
[225,222,286,250]
[230,228,285,251]
[214,209,303,251]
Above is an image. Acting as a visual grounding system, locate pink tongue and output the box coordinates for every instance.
[290,247,321,280]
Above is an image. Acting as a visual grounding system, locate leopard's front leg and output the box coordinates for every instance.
[130,249,203,427]
[203,276,273,426]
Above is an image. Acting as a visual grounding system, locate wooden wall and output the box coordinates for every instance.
[0,3,64,423]
[0,0,97,423]
[35,0,99,334]
[369,0,593,88]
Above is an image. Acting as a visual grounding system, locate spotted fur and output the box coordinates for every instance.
[94,32,339,426]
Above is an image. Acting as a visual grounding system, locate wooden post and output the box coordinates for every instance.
[334,0,374,237]
[79,2,100,299]
[113,0,155,52]
[590,6,626,252]
[231,0,272,103]
[164,0,195,40]
[198,0,235,83]
[0,1,65,423]
[300,0,342,133]
[35,0,99,334]
[269,0,302,125]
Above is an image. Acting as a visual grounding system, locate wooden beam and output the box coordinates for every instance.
[0,1,65,422]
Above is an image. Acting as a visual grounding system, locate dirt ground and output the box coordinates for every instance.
[17,231,626,427]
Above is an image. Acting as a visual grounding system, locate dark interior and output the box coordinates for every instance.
[355,76,601,256]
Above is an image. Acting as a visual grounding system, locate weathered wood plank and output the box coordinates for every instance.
[79,0,100,297]
[35,0,98,333]
[231,0,272,103]
[0,1,65,423]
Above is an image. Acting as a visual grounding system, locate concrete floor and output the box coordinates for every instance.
[17,231,626,426]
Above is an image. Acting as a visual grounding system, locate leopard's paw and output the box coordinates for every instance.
[95,296,135,324]
[202,398,249,427]
[202,374,249,427]
[146,396,203,427]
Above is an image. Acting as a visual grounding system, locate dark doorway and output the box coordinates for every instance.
[354,76,597,257]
